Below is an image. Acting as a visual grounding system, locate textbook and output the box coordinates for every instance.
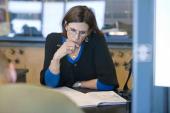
[55,87,127,107]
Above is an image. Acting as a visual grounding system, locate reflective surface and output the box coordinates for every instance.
[0,0,132,38]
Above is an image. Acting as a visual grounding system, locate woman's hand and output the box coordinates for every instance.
[53,39,79,60]
[49,39,79,74]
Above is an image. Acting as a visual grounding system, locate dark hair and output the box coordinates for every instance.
[62,5,103,37]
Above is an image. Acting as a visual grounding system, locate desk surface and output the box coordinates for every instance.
[82,104,129,113]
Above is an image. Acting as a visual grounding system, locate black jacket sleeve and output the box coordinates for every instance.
[92,34,119,89]
[40,33,61,85]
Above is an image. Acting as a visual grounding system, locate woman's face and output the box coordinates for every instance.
[65,22,89,45]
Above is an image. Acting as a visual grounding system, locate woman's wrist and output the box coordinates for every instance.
[72,81,82,88]
[78,79,97,89]
[49,59,60,74]
[51,58,60,64]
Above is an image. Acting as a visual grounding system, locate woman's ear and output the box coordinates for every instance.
[65,24,68,31]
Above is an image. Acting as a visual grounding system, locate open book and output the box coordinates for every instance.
[55,87,127,107]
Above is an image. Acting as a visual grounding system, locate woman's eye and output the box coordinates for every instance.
[70,28,77,33]
[80,31,86,35]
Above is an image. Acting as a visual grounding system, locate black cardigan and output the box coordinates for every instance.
[40,33,119,89]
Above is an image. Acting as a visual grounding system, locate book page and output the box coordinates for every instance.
[55,87,126,107]
[86,91,127,105]
[55,87,101,107]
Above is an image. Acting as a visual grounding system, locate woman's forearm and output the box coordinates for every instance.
[81,79,115,90]
[49,59,60,74]
[81,79,97,89]
[44,69,60,87]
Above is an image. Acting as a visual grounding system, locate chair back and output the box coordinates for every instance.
[0,84,84,113]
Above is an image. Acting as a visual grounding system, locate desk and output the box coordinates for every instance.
[73,88,130,113]
[82,104,129,113]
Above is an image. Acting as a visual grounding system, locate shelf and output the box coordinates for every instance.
[0,35,132,48]
[105,36,132,43]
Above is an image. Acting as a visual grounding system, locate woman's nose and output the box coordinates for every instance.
[74,33,80,40]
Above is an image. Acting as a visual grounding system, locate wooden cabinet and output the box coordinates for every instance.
[0,47,44,85]
[109,48,132,89]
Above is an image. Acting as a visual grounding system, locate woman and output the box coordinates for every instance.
[40,6,119,91]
